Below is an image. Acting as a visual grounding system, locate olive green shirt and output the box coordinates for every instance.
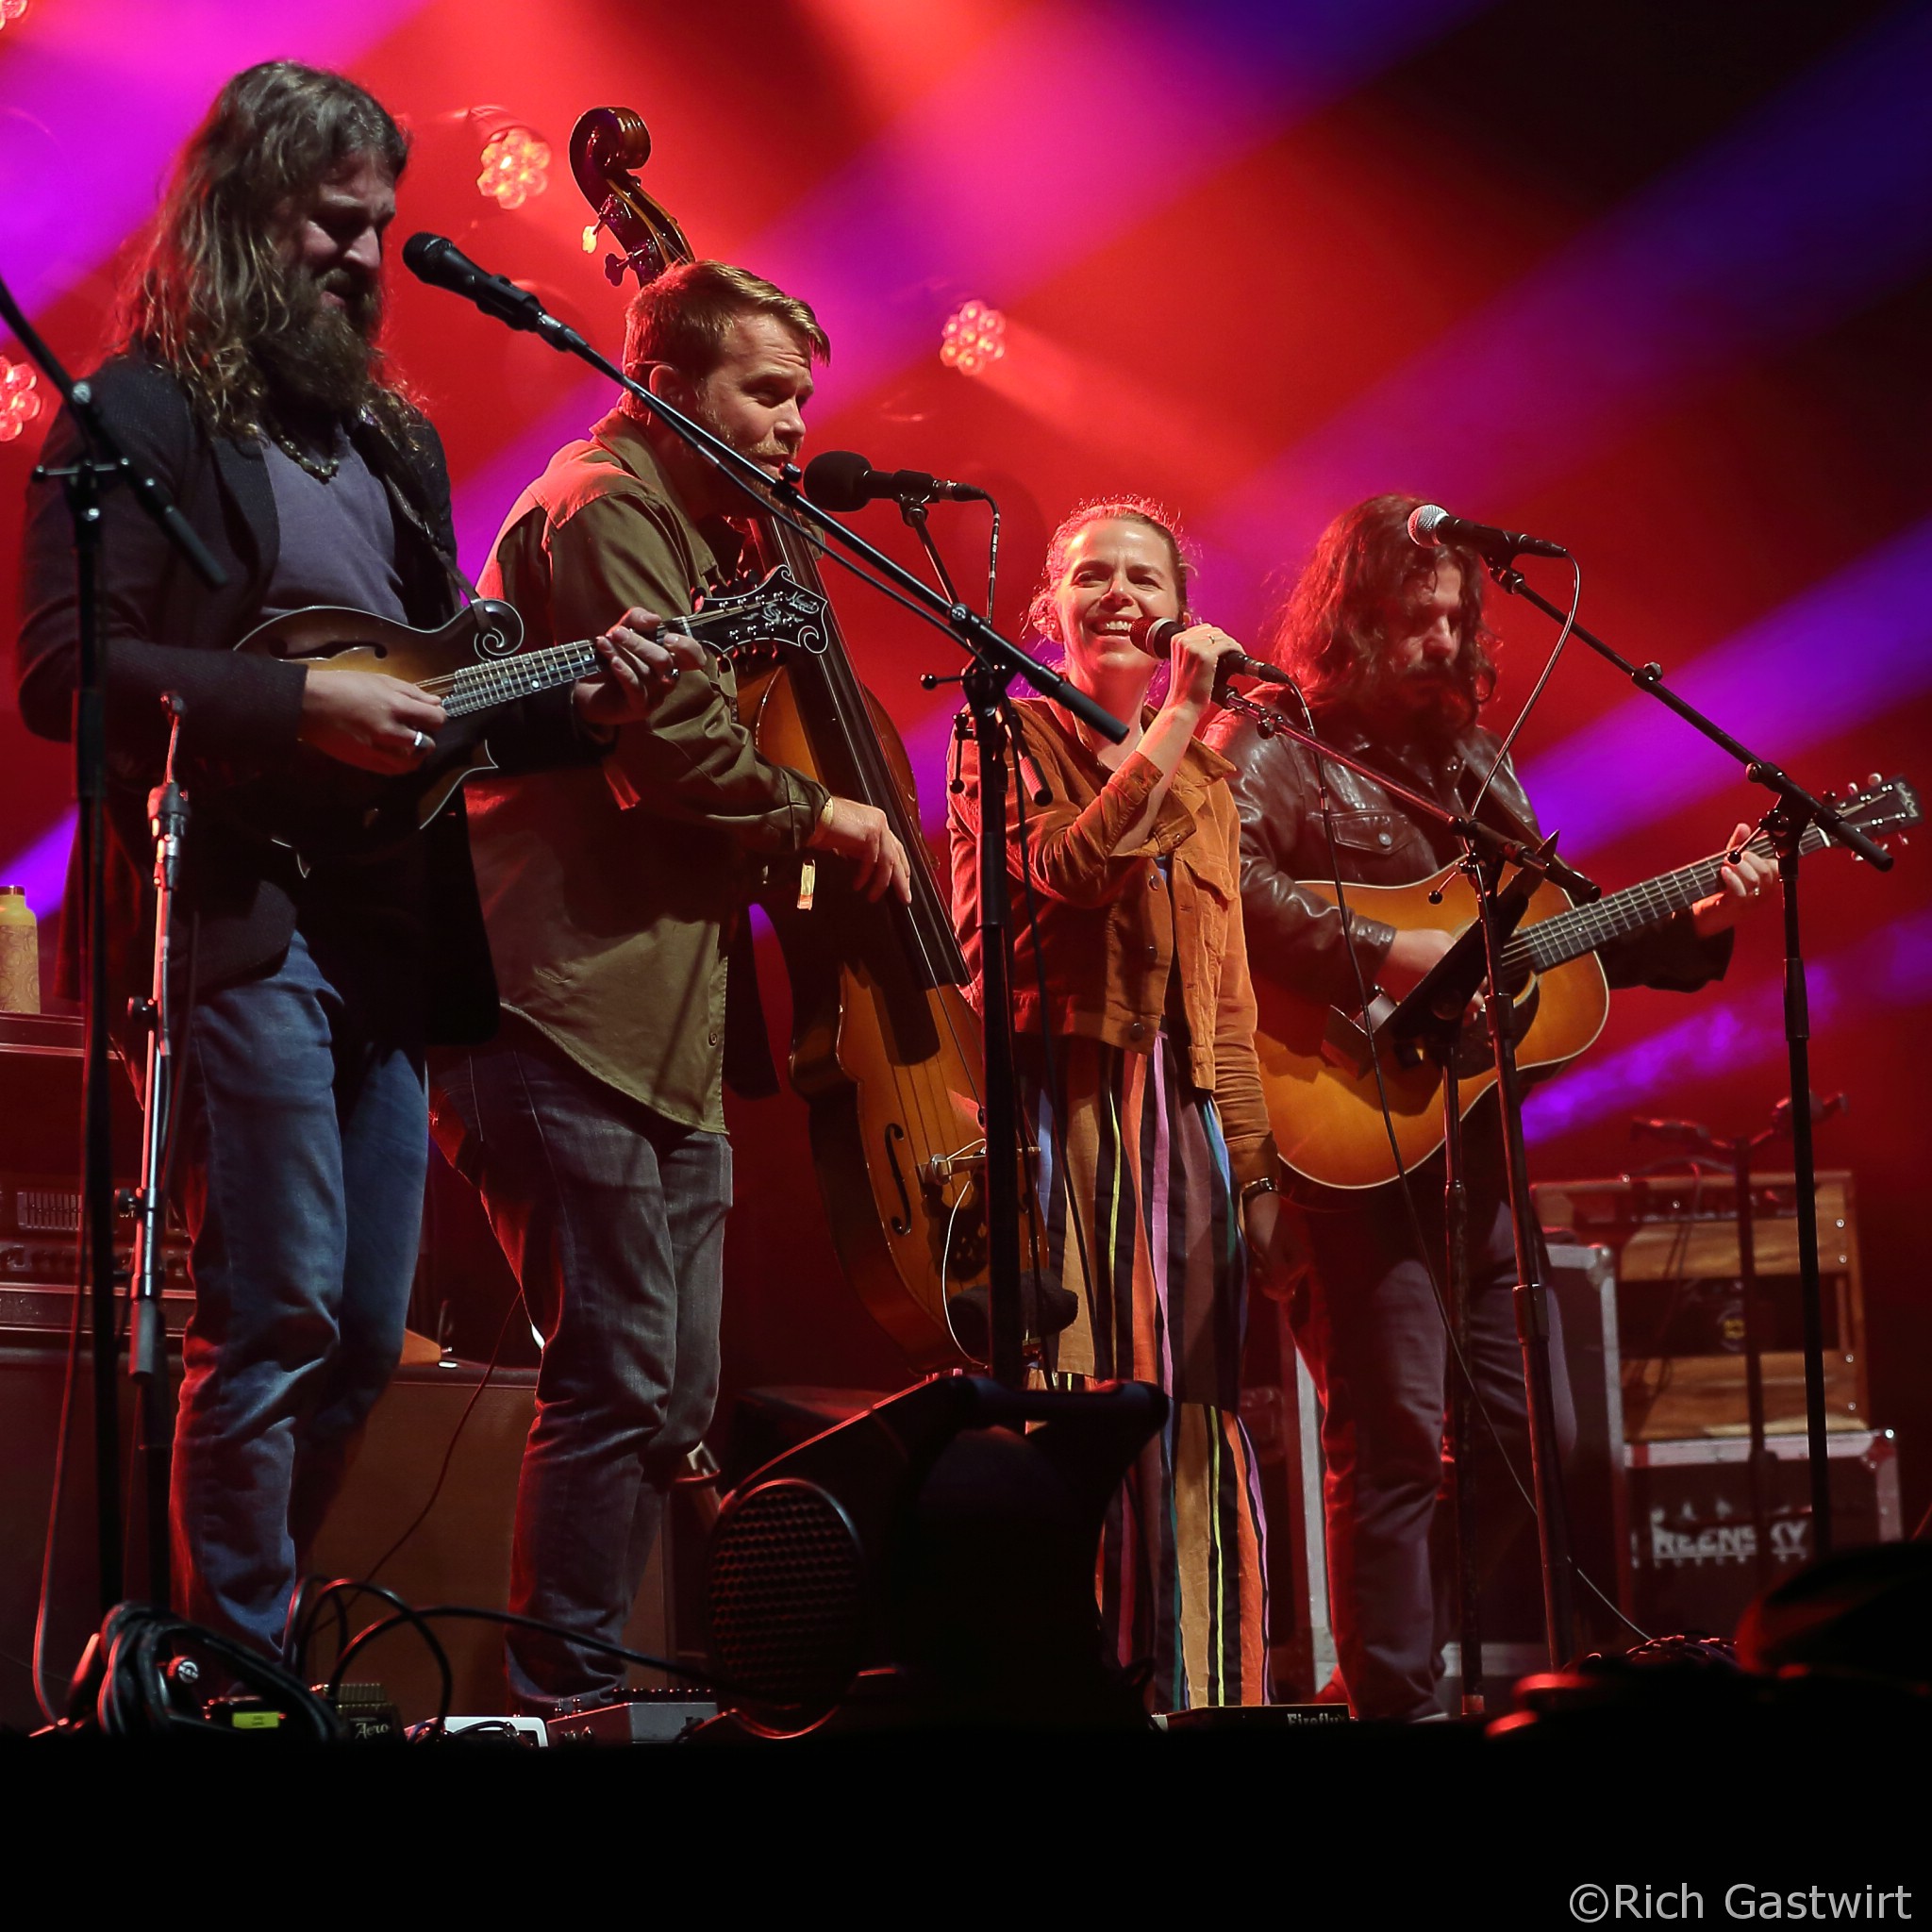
[466,409,828,1132]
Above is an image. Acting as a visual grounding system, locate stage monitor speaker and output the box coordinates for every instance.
[702,1374,1166,1736]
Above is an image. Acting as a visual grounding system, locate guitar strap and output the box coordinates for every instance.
[377,464,482,612]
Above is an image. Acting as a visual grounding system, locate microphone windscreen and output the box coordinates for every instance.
[1407,503,1449,546]
[801,450,874,510]
[402,232,449,278]
[1127,614,1183,654]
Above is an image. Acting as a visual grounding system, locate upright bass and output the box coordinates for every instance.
[570,108,1005,1370]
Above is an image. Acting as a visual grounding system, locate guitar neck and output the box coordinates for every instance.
[1509,824,1824,974]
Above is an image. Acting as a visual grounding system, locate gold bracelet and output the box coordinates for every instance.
[1239,1175,1278,1206]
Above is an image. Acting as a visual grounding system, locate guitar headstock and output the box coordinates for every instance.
[691,565,829,658]
[1820,772,1921,849]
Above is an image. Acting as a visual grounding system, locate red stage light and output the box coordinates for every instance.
[477,125,551,210]
[0,0,27,30]
[941,300,1008,378]
[0,359,42,442]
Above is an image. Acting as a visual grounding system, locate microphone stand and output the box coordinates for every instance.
[897,497,964,607]
[1488,567,1891,1557]
[1385,870,1538,1711]
[126,696,190,1601]
[415,262,1124,1389]
[1220,683,1578,1667]
[0,272,225,1616]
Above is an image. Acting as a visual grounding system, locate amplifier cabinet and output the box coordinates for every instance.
[1626,1430,1900,1637]
[0,1346,676,1731]
[1534,1171,1868,1441]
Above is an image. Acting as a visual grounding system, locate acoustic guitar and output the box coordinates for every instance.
[225,565,827,865]
[1252,774,1920,1191]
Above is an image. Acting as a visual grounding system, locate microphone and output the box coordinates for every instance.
[1127,614,1297,690]
[1407,503,1568,565]
[403,233,584,349]
[802,449,991,509]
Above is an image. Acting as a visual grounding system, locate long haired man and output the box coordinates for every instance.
[16,62,688,1654]
[1214,492,1772,1720]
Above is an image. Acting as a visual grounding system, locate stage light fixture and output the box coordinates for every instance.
[0,358,42,441]
[477,125,551,209]
[941,300,1007,378]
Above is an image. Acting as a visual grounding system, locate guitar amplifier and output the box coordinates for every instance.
[1627,1430,1901,1636]
[0,1013,190,1334]
[1534,1171,1869,1441]
[0,1172,192,1336]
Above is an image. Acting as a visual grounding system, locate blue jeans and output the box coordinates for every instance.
[171,924,428,1656]
[430,1020,730,1712]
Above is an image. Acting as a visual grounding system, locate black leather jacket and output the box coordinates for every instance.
[1211,698,1730,1009]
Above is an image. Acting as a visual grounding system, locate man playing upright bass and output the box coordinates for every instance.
[430,259,911,1715]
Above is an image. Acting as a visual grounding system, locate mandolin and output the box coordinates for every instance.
[226,566,826,865]
[1253,773,1920,1191]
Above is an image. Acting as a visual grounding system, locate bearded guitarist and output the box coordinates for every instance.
[1211,492,1774,1723]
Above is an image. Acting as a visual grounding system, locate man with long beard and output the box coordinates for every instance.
[15,62,692,1655]
[1213,493,1773,1722]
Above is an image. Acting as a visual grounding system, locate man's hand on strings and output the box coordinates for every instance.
[1693,821,1778,936]
[573,608,709,730]
[808,797,913,905]
[297,668,446,774]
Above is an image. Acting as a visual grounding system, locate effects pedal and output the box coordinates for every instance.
[545,1687,719,1744]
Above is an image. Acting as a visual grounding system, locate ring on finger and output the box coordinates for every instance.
[411,729,429,754]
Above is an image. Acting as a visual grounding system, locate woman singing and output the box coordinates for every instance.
[948,500,1292,1709]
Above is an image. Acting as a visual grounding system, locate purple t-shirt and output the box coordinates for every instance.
[258,427,408,624]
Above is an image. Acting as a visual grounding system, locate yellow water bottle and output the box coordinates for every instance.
[0,886,40,1013]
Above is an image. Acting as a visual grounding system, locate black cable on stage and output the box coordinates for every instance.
[73,1602,341,1740]
[362,1282,525,1587]
[28,1177,90,1727]
[285,1576,454,1724]
[325,1603,717,1722]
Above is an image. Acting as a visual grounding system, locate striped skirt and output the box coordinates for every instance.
[1022,1029,1270,1710]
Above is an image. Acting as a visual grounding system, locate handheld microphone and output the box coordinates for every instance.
[803,449,991,509]
[403,233,585,349]
[1127,614,1296,690]
[1407,503,1568,565]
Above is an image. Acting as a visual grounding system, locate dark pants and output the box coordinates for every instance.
[1293,1146,1575,1722]
[429,1020,730,1713]
[172,924,428,1656]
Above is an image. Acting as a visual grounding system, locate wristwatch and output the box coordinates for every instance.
[1239,1175,1278,1207]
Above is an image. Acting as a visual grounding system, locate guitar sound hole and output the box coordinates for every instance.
[1456,976,1540,1074]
